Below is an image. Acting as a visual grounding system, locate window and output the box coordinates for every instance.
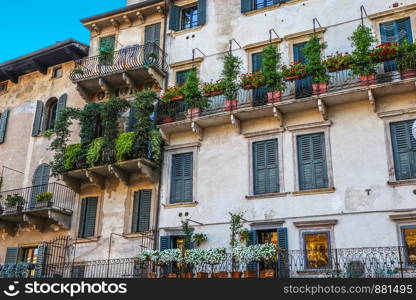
[253,139,279,195]
[303,232,331,269]
[99,35,116,65]
[242,0,292,13]
[255,0,277,9]
[169,1,206,31]
[176,69,191,86]
[181,6,199,30]
[390,120,416,181]
[0,81,7,94]
[252,52,267,106]
[132,190,152,233]
[32,94,67,137]
[293,42,312,98]
[402,226,416,265]
[0,107,9,144]
[78,197,98,238]
[170,152,193,203]
[52,67,63,79]
[297,133,329,191]
[45,99,58,131]
[257,230,278,245]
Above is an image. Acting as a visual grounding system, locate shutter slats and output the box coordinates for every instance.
[32,100,44,137]
[138,190,152,232]
[171,153,193,203]
[34,244,47,278]
[79,197,98,238]
[5,247,19,264]
[0,108,9,143]
[241,0,253,13]
[254,139,279,195]
[197,0,207,26]
[160,236,172,251]
[131,192,140,233]
[391,120,416,180]
[169,4,181,31]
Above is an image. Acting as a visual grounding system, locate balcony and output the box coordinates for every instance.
[70,43,167,101]
[155,62,416,140]
[0,183,75,235]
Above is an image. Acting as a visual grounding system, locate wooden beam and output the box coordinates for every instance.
[317,98,328,121]
[32,59,48,75]
[122,72,136,89]
[85,170,106,189]
[273,106,284,127]
[108,165,130,186]
[61,174,81,193]
[191,121,203,141]
[368,89,376,112]
[230,114,241,134]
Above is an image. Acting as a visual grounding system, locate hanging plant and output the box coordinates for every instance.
[149,129,163,167]
[86,137,104,167]
[78,102,102,168]
[115,132,135,162]
[192,233,208,247]
[63,143,81,171]
[349,25,377,76]
[397,39,416,78]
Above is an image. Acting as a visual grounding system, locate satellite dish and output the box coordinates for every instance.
[413,120,416,140]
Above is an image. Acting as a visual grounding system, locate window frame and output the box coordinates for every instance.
[302,231,332,270]
[180,5,199,30]
[52,66,63,79]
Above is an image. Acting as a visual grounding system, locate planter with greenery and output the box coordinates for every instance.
[397,39,416,79]
[239,72,265,89]
[202,80,224,97]
[302,35,330,95]
[182,68,209,119]
[160,248,182,278]
[371,42,399,62]
[193,233,208,247]
[262,45,286,103]
[323,52,353,72]
[221,54,242,111]
[35,192,53,207]
[281,62,307,81]
[162,86,184,102]
[349,25,377,86]
[5,194,25,212]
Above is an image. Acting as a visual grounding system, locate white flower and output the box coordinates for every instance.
[138,250,160,262]
[203,248,227,265]
[184,249,206,265]
[159,249,182,264]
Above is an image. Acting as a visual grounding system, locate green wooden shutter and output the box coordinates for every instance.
[79,197,98,238]
[132,192,140,233]
[253,139,279,195]
[391,120,416,180]
[5,247,19,264]
[170,153,193,203]
[34,244,47,278]
[145,23,161,46]
[56,93,67,122]
[160,236,172,251]
[176,69,190,85]
[132,190,152,233]
[197,0,207,26]
[32,100,44,136]
[297,133,328,190]
[252,52,263,72]
[396,18,413,43]
[169,4,181,31]
[127,105,137,132]
[0,108,9,143]
[277,227,289,278]
[241,0,253,13]
[247,230,258,271]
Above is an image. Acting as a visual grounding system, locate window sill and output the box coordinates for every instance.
[163,202,198,209]
[388,179,416,187]
[171,26,203,37]
[246,192,289,200]
[123,232,152,239]
[75,236,100,244]
[292,187,336,196]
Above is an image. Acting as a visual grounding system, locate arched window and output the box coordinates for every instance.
[30,164,50,208]
[44,98,58,131]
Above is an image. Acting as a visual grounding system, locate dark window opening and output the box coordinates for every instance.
[0,82,7,93]
[181,6,199,30]
[52,67,63,78]
[94,119,104,139]
[176,69,191,86]
[45,100,58,130]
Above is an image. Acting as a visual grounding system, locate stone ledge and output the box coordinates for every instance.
[74,236,100,244]
[292,187,336,196]
[245,192,289,200]
[162,202,199,209]
[171,25,203,37]
[388,180,416,187]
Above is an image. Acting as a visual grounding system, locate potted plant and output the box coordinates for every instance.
[262,45,286,103]
[159,248,182,278]
[349,25,377,86]
[371,42,399,62]
[233,245,258,278]
[204,248,227,278]
[138,250,160,278]
[182,68,210,119]
[323,52,353,72]
[239,228,250,245]
[397,39,416,79]
[256,243,278,278]
[281,62,308,81]
[221,53,242,111]
[192,233,208,247]
[202,80,224,97]
[35,192,53,207]
[239,72,265,90]
[5,194,25,212]
[184,249,206,279]
[229,212,244,278]
[302,34,330,95]
[162,86,184,102]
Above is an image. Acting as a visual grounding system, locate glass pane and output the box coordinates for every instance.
[404,228,416,264]
[304,233,330,268]
[181,6,198,30]
[257,230,278,245]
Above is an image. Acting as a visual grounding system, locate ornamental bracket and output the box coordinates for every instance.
[108,165,130,186]
[76,84,91,101]
[123,15,132,27]
[99,77,113,95]
[230,114,241,134]
[317,98,328,121]
[61,174,81,193]
[122,72,136,89]
[136,12,145,24]
[368,89,376,112]
[191,122,203,141]
[85,170,106,190]
[159,128,170,145]
[273,106,284,127]
[137,161,157,183]
[110,18,119,30]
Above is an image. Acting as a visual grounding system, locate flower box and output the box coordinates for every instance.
[225,99,238,111]
[197,272,209,278]
[324,52,353,72]
[167,273,178,279]
[181,272,194,279]
[171,95,184,101]
[162,86,184,102]
[243,270,256,278]
[213,272,228,279]
[371,42,399,62]
[203,81,224,97]
[281,62,307,81]
[259,269,275,279]
[240,72,265,90]
[230,271,242,278]
[283,75,301,81]
[162,116,174,124]
[148,273,157,279]
[401,69,416,80]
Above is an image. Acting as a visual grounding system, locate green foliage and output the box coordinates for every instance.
[262,45,286,91]
[192,233,208,247]
[5,194,25,207]
[221,53,242,100]
[182,68,209,109]
[36,192,53,203]
[229,212,244,248]
[115,132,135,162]
[87,137,104,167]
[42,129,55,139]
[100,96,129,164]
[302,35,329,83]
[78,102,102,167]
[150,129,163,167]
[239,228,250,245]
[181,219,195,250]
[64,143,81,171]
[98,43,114,65]
[349,25,377,76]
[397,39,416,72]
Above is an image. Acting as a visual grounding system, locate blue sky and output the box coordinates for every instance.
[0,0,125,62]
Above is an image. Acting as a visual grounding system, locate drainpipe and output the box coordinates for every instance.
[162,0,170,89]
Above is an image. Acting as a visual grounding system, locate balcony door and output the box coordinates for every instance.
[30,164,50,209]
[293,42,312,98]
[252,52,267,106]
[144,23,161,66]
[99,35,116,66]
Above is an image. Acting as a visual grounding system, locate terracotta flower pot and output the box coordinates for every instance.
[171,95,184,101]
[167,273,178,279]
[243,84,254,90]
[188,108,201,119]
[148,273,157,279]
[312,82,328,95]
[401,69,416,80]
[213,272,228,279]
[267,91,282,103]
[196,272,209,278]
[230,271,242,279]
[283,75,300,81]
[243,270,256,278]
[259,269,275,279]
[162,116,174,124]
[210,91,222,96]
[359,74,377,86]
[181,272,194,279]
[225,99,238,111]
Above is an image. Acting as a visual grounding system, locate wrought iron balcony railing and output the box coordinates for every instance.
[69,43,167,82]
[155,60,413,125]
[0,182,75,215]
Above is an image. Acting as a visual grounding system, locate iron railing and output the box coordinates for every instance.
[155,60,411,124]
[0,182,75,215]
[33,246,416,278]
[70,43,167,82]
